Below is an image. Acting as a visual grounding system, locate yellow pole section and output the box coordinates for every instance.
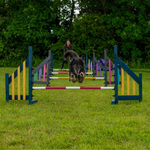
[59,77,69,79]
[58,69,68,71]
[23,61,26,100]
[133,79,136,95]
[91,61,92,72]
[88,59,90,72]
[127,73,130,95]
[85,77,96,79]
[18,66,20,100]
[121,68,124,95]
[12,72,15,100]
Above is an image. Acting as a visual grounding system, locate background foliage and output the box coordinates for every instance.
[0,0,150,67]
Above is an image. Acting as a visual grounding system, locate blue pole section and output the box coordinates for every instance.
[5,73,9,102]
[29,46,33,104]
[104,50,107,87]
[86,53,88,73]
[103,51,105,77]
[139,73,142,102]
[34,72,36,81]
[47,50,51,86]
[51,52,53,72]
[29,46,37,104]
[117,66,120,85]
[112,45,118,104]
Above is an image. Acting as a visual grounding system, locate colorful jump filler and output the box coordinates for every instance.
[5,45,142,105]
[33,51,103,82]
[36,53,93,81]
[5,46,51,104]
[112,45,142,104]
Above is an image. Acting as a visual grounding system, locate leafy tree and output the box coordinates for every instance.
[50,0,79,59]
[77,0,150,61]
[1,0,150,67]
[71,14,116,60]
[0,0,80,66]
[2,0,60,58]
[0,0,7,63]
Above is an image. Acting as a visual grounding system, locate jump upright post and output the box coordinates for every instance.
[32,50,51,86]
[93,50,108,86]
[5,46,51,104]
[112,45,142,104]
[5,46,37,104]
[92,50,121,86]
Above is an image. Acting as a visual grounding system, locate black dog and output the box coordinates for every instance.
[63,50,85,83]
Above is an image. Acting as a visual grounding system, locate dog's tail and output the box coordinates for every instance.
[64,50,79,60]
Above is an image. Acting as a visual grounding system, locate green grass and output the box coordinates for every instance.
[0,67,150,149]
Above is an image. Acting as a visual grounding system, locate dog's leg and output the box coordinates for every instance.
[78,72,85,83]
[71,73,76,83]
[69,73,76,82]
[69,72,73,82]
[69,76,72,82]
[80,72,84,77]
[69,71,72,82]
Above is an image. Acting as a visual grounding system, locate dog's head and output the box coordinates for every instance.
[70,55,85,77]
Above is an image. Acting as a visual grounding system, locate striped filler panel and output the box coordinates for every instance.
[50,77,104,79]
[33,87,114,90]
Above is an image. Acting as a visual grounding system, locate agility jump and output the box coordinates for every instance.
[5,45,142,105]
[36,49,118,86]
[49,49,119,87]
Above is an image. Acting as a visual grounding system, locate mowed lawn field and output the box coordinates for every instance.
[0,67,150,149]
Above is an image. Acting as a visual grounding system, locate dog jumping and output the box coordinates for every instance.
[63,50,85,83]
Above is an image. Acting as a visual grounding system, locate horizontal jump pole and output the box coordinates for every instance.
[53,69,69,71]
[32,86,114,90]
[52,72,93,74]
[50,77,105,79]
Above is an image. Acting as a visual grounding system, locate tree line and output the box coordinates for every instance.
[0,0,150,67]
